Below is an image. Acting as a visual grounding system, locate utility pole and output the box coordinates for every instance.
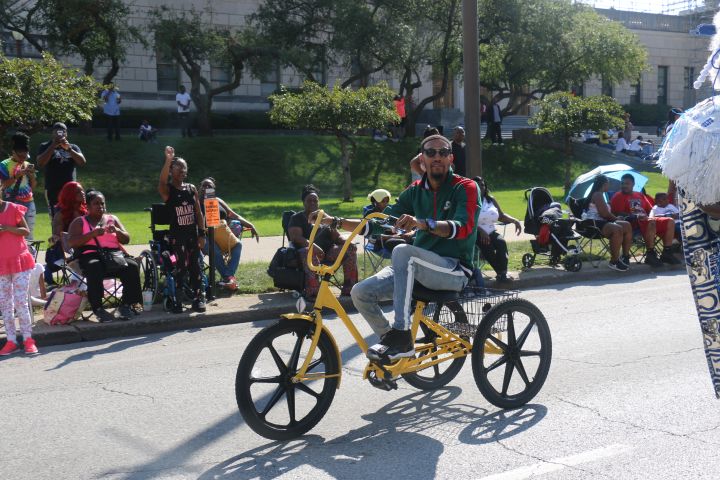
[462,0,482,178]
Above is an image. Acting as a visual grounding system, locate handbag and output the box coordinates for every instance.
[93,237,127,273]
[43,283,88,325]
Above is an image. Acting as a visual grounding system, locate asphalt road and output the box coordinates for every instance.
[3,271,719,480]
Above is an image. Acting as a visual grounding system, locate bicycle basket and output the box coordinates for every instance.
[422,286,519,337]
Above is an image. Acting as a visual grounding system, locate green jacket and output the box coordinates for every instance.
[366,170,480,270]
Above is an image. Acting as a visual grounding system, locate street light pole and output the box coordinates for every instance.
[462,0,482,178]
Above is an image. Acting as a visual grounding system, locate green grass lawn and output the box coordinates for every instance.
[27,133,668,245]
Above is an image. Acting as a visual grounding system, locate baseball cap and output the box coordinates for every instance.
[52,122,68,131]
[367,188,392,203]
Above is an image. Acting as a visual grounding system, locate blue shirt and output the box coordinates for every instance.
[102,90,121,116]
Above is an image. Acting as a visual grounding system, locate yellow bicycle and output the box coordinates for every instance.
[235,211,552,440]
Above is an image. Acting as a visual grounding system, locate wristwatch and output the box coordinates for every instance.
[425,218,437,232]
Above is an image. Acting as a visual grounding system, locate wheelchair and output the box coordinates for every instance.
[138,204,209,312]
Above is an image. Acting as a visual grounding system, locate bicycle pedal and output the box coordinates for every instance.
[367,371,398,391]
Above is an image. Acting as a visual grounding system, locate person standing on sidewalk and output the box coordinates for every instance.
[0,186,38,356]
[0,133,37,240]
[36,122,86,221]
[101,84,122,141]
[176,85,192,138]
[451,126,466,176]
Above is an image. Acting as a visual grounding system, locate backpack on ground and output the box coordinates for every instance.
[267,246,304,291]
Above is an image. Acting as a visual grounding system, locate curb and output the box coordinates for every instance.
[24,262,685,348]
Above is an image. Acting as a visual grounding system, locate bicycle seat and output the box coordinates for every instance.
[411,282,460,303]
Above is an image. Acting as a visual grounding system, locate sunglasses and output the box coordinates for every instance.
[423,147,452,158]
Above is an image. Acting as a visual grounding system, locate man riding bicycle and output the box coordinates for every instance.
[311,134,479,362]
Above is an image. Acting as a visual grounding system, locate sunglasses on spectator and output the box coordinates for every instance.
[423,147,452,158]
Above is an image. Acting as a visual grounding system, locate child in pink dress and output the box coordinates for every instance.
[0,194,37,356]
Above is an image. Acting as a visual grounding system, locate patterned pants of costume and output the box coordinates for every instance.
[0,270,32,342]
[298,244,358,297]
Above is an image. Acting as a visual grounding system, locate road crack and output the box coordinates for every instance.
[97,384,156,402]
[556,347,703,368]
[555,396,720,446]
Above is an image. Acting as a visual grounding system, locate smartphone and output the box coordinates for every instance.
[56,130,65,137]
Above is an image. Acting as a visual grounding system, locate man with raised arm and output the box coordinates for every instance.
[311,134,479,361]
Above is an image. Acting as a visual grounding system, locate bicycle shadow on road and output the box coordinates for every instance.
[198,387,547,479]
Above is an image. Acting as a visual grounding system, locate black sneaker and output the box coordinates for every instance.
[192,296,207,313]
[93,308,115,323]
[608,260,629,272]
[620,254,631,267]
[644,251,662,267]
[367,329,415,361]
[118,304,133,321]
[496,273,513,283]
[660,250,681,265]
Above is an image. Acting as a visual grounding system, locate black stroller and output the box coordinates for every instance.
[522,187,582,271]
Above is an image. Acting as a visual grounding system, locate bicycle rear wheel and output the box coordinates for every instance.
[471,298,551,409]
[236,320,340,440]
[402,302,467,390]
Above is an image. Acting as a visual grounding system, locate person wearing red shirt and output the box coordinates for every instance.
[609,173,680,266]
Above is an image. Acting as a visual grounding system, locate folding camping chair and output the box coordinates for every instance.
[567,197,611,268]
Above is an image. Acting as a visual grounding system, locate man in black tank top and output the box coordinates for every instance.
[158,146,207,313]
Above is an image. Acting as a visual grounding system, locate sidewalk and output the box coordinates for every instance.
[14,260,685,348]
[37,231,536,265]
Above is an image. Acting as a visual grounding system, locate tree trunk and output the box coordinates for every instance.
[337,132,354,202]
[195,95,213,136]
[190,69,213,136]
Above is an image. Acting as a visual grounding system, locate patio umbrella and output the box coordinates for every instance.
[566,163,648,201]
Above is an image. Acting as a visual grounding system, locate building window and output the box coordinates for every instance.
[657,66,668,105]
[260,61,280,97]
[211,61,233,95]
[156,50,179,92]
[601,76,613,97]
[629,78,641,104]
[684,66,695,91]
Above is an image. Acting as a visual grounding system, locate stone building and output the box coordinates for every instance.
[2,2,717,116]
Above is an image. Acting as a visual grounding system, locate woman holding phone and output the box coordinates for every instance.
[0,133,37,240]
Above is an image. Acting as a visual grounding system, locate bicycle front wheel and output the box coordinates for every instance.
[471,298,552,409]
[236,320,340,440]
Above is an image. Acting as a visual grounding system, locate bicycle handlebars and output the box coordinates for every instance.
[306,210,391,275]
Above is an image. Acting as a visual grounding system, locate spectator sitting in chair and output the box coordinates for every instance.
[614,133,630,154]
[198,177,259,291]
[288,184,358,299]
[363,188,414,253]
[609,174,680,266]
[138,120,158,143]
[597,130,614,149]
[627,136,654,157]
[579,175,633,271]
[67,190,142,323]
[474,176,522,283]
[651,192,681,242]
[45,181,87,285]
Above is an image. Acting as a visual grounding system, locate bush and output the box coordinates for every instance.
[622,103,672,126]
[91,108,278,130]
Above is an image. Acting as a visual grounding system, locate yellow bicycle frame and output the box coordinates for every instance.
[286,210,473,385]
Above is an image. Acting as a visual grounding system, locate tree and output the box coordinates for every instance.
[478,0,648,115]
[0,52,99,150]
[251,0,461,137]
[150,6,273,136]
[269,81,398,201]
[0,0,144,84]
[529,92,624,189]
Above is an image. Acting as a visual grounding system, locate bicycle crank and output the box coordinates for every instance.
[367,370,398,391]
